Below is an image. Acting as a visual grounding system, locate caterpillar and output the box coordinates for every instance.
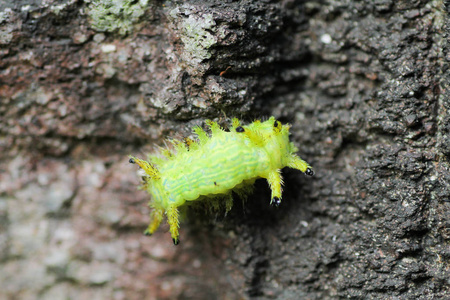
[129,117,313,245]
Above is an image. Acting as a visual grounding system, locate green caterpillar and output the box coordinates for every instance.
[129,117,313,244]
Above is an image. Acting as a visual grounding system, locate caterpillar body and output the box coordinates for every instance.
[129,117,313,245]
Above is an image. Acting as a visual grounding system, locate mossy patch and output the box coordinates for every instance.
[87,0,149,35]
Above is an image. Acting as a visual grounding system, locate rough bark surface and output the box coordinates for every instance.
[0,0,448,299]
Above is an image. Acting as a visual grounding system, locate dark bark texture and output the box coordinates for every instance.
[1,0,449,299]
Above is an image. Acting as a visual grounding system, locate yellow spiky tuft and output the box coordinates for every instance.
[193,126,209,146]
[205,120,223,135]
[129,156,160,180]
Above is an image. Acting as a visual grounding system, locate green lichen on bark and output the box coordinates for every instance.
[86,0,149,35]
[170,8,217,63]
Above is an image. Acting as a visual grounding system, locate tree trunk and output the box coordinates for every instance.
[1,0,448,299]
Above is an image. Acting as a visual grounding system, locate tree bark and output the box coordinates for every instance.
[0,0,448,299]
